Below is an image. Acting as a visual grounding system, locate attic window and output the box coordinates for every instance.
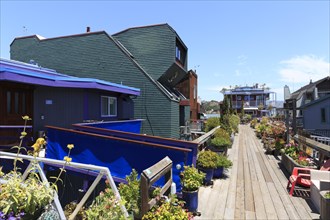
[175,46,181,60]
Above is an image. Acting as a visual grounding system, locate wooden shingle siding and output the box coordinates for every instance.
[11,31,181,138]
[113,25,176,80]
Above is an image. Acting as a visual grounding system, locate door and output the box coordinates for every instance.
[0,82,33,146]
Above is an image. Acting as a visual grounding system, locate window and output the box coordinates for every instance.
[237,96,242,101]
[194,83,197,100]
[101,96,117,117]
[175,46,181,60]
[321,108,326,123]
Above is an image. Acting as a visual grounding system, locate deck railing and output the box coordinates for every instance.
[0,151,129,220]
[140,157,173,217]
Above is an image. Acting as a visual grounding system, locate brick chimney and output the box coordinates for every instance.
[86,27,90,32]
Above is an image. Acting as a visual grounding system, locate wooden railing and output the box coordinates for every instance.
[294,134,330,167]
[140,157,173,217]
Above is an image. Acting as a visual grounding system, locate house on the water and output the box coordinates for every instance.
[10,24,196,139]
[0,58,140,144]
[284,76,330,136]
[221,84,276,116]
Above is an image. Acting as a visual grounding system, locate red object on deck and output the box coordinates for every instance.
[287,167,312,196]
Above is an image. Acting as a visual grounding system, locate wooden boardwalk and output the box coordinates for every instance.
[195,125,320,220]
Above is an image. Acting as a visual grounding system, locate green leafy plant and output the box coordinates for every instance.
[216,154,233,168]
[228,114,240,133]
[85,186,126,220]
[197,150,218,169]
[180,165,205,192]
[204,117,220,132]
[118,169,141,217]
[211,137,231,149]
[213,128,230,140]
[0,116,73,219]
[324,192,330,199]
[142,195,193,220]
[64,201,87,220]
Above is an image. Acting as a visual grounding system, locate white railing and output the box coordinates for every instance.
[310,135,330,146]
[0,151,128,220]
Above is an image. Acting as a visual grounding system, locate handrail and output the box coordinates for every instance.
[193,126,220,146]
[294,134,330,167]
[0,151,129,220]
[48,126,192,153]
[140,156,173,217]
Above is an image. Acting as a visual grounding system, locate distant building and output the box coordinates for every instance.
[221,84,276,116]
[0,58,139,144]
[10,24,193,138]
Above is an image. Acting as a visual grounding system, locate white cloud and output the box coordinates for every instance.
[279,55,330,83]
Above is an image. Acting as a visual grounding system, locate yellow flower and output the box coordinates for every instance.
[64,156,72,163]
[67,144,74,150]
[22,115,31,120]
[21,131,27,136]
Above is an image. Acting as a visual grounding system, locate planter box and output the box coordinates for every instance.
[207,145,228,156]
[320,191,330,220]
[281,153,305,174]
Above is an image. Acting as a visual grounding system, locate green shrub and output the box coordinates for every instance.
[197,150,218,169]
[215,155,233,168]
[213,128,230,140]
[118,169,141,216]
[211,137,231,149]
[204,117,220,132]
[180,165,205,192]
[229,114,240,133]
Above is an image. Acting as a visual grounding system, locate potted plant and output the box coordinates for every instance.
[214,154,233,178]
[209,136,231,155]
[118,169,141,219]
[180,165,205,212]
[141,195,193,219]
[84,185,126,220]
[196,150,218,185]
[320,191,330,220]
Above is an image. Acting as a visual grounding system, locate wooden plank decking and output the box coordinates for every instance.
[195,125,320,220]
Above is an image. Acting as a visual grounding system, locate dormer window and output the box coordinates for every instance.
[175,39,186,66]
[176,46,181,60]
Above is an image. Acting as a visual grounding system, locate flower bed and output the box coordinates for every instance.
[281,141,316,174]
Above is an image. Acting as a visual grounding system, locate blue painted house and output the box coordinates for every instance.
[301,95,330,135]
[0,58,140,142]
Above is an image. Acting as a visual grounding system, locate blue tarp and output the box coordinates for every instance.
[80,120,143,134]
[46,127,193,191]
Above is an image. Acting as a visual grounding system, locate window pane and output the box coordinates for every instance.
[101,97,109,116]
[110,98,117,116]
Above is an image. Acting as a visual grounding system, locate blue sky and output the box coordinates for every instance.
[1,1,329,101]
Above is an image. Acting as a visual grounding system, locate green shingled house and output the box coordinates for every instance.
[10,24,191,138]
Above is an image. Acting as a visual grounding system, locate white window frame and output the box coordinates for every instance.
[101,96,117,117]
